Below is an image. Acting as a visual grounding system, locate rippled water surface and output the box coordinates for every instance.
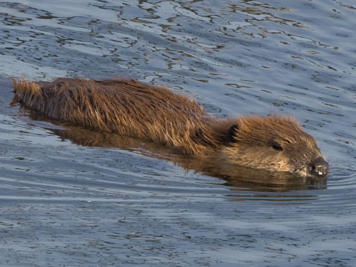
[1,0,356,266]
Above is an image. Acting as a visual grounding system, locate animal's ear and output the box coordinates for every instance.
[227,124,239,143]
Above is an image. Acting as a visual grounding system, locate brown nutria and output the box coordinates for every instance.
[12,77,328,178]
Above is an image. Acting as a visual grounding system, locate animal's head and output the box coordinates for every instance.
[220,116,328,178]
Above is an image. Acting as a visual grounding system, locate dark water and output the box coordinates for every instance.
[1,0,356,266]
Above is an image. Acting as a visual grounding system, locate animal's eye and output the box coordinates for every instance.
[271,141,283,151]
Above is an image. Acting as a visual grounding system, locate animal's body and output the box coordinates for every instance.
[12,78,328,178]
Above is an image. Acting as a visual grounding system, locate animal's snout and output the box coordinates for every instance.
[309,157,329,177]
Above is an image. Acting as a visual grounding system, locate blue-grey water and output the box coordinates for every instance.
[0,0,356,266]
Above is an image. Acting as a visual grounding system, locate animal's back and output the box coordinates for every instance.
[13,78,211,153]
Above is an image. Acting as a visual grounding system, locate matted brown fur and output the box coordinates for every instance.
[12,77,328,178]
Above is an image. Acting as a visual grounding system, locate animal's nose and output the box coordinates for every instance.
[309,157,329,177]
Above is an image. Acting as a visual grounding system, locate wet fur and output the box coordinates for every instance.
[12,77,326,177]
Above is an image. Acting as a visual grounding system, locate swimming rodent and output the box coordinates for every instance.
[12,77,329,178]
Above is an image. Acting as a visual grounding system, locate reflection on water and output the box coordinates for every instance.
[1,0,356,266]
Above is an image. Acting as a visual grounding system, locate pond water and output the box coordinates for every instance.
[1,0,356,266]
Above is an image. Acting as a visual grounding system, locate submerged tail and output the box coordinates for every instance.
[11,77,111,130]
[12,77,44,109]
